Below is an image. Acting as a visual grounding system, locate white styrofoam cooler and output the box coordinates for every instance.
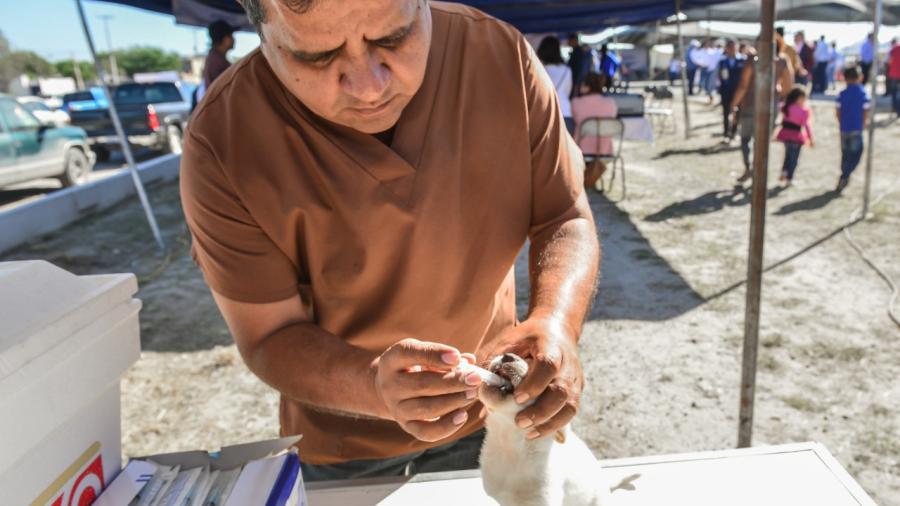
[0,260,141,506]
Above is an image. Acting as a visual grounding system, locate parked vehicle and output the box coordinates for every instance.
[17,96,70,127]
[61,87,109,113]
[0,94,96,188]
[68,82,189,162]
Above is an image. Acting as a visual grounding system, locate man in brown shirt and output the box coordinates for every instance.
[181,0,600,480]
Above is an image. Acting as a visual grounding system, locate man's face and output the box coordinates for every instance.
[260,0,432,134]
[224,34,235,51]
[725,41,736,57]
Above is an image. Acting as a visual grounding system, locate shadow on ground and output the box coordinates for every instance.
[773,190,842,215]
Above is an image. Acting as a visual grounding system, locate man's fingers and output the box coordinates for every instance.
[404,410,470,442]
[513,352,559,404]
[397,390,478,421]
[395,370,472,396]
[384,338,461,371]
[514,381,568,429]
[525,402,578,440]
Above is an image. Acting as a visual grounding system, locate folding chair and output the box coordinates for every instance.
[577,117,626,200]
[645,88,677,135]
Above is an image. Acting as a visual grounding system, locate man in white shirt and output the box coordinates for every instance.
[813,35,830,93]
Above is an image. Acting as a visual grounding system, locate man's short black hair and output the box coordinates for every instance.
[208,20,236,45]
[239,0,316,38]
[843,66,860,81]
[775,26,785,37]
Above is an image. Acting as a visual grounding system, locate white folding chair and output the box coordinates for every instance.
[577,117,626,200]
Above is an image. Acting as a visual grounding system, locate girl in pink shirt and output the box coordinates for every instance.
[571,73,618,190]
[775,86,815,185]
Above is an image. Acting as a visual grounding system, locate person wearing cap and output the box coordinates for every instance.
[204,20,236,87]
[181,0,599,482]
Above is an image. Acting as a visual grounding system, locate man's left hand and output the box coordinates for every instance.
[479,317,584,440]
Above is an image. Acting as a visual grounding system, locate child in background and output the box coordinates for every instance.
[775,86,815,186]
[835,66,870,192]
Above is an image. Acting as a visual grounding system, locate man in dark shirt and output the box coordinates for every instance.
[203,20,236,87]
[717,39,745,141]
[567,33,592,98]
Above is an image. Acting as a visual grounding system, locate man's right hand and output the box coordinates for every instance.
[373,338,482,442]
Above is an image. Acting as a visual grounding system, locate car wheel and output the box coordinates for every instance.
[92,146,110,163]
[164,124,183,154]
[59,148,91,187]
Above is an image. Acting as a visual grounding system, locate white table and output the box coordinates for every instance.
[305,442,876,506]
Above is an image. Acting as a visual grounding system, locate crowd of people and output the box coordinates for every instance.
[529,29,898,196]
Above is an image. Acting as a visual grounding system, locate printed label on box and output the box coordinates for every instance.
[30,442,105,506]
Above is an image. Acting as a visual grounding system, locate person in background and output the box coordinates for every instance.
[571,73,618,190]
[668,56,681,85]
[717,39,746,142]
[777,27,805,85]
[567,33,592,98]
[813,35,830,93]
[204,20,236,88]
[835,66,871,191]
[686,39,701,95]
[731,37,795,183]
[192,20,237,110]
[775,86,814,187]
[795,31,814,87]
[860,33,875,85]
[696,40,720,104]
[827,41,842,91]
[537,35,574,135]
[599,44,621,88]
[887,38,900,116]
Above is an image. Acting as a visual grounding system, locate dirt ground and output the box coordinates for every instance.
[4,87,898,504]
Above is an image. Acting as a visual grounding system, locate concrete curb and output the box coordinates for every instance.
[0,154,181,255]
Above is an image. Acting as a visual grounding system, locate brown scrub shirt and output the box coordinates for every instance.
[181,1,587,464]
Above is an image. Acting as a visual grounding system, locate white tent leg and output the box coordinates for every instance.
[74,0,166,252]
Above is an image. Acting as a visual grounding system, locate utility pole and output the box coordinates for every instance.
[71,53,85,89]
[99,14,119,84]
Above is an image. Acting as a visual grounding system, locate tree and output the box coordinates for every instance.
[9,51,55,78]
[55,60,97,83]
[0,30,14,92]
[101,46,183,77]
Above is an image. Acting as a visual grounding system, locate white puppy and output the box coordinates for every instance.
[478,353,613,506]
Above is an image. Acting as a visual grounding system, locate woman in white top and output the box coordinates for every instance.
[537,35,574,135]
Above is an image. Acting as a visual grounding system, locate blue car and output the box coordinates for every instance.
[0,94,96,188]
[61,87,109,113]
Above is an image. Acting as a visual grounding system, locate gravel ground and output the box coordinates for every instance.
[4,85,898,504]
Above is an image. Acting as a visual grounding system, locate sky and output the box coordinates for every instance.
[1,0,898,64]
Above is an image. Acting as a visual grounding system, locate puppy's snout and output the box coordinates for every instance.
[500,353,517,363]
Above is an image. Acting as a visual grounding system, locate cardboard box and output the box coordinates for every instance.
[0,261,141,506]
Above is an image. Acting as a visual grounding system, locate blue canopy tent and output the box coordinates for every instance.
[91,0,739,32]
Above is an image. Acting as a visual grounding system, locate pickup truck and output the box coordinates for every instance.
[68,82,190,162]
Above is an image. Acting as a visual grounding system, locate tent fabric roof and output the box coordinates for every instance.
[684,0,900,25]
[91,0,741,33]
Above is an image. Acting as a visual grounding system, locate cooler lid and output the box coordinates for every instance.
[0,261,138,379]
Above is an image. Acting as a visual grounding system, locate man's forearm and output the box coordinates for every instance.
[240,323,388,419]
[527,200,601,340]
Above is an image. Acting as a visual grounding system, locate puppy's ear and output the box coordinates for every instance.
[554,430,566,444]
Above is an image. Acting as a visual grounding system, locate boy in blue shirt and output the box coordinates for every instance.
[835,66,870,192]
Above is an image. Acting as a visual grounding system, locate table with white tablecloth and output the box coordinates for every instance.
[305,442,876,506]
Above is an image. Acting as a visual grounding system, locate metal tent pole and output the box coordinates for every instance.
[738,0,776,449]
[675,0,692,138]
[861,0,883,219]
[74,0,166,251]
